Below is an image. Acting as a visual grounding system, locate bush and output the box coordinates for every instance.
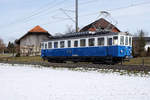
[15,53,20,57]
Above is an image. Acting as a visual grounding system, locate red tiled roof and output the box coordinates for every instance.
[15,25,51,44]
[80,18,120,32]
[28,25,48,33]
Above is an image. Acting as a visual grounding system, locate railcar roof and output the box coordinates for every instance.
[45,31,131,42]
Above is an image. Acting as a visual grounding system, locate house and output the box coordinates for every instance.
[80,18,120,32]
[144,37,150,51]
[15,25,51,56]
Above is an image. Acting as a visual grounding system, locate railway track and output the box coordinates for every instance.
[0,60,150,72]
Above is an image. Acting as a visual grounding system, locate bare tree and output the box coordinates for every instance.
[65,25,76,34]
[54,33,63,36]
[132,30,146,57]
[0,38,5,54]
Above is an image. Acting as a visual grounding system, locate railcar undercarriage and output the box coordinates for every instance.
[42,56,128,65]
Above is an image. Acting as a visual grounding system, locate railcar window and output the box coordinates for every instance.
[129,37,132,46]
[113,36,118,45]
[48,42,52,48]
[54,42,58,48]
[74,40,78,47]
[108,38,112,46]
[125,36,129,45]
[45,43,47,49]
[88,38,95,46]
[120,36,124,45]
[68,40,71,47]
[80,39,86,47]
[41,43,44,49]
[98,38,104,46]
[60,41,65,48]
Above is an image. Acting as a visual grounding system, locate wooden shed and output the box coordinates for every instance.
[80,18,120,32]
[16,25,51,56]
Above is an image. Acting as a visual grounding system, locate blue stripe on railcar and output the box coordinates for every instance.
[41,46,132,58]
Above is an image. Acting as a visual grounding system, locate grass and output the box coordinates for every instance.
[123,57,150,66]
[11,56,44,62]
[0,55,44,63]
[0,54,150,76]
[0,54,150,66]
[0,53,13,57]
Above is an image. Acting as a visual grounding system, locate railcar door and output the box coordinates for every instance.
[108,37,113,46]
[107,36,113,56]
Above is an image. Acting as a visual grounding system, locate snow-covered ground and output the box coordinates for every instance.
[0,63,150,100]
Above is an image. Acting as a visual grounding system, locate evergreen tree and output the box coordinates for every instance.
[0,38,5,53]
[137,30,146,57]
[7,41,15,54]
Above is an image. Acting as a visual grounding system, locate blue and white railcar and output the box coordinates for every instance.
[41,31,132,64]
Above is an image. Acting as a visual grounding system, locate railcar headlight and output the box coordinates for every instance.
[129,50,132,54]
[120,50,123,53]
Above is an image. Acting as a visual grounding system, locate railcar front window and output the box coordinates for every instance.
[41,43,44,49]
[108,38,112,46]
[129,37,132,46]
[125,36,129,45]
[48,42,52,48]
[80,39,86,47]
[120,36,124,45]
[60,41,65,48]
[113,36,118,45]
[68,40,71,47]
[89,38,95,46]
[74,40,78,47]
[98,38,104,46]
[54,42,58,48]
[45,43,47,49]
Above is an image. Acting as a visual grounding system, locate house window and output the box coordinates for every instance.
[80,39,86,47]
[54,42,58,48]
[125,36,129,45]
[88,38,95,46]
[74,40,78,47]
[48,42,52,48]
[113,36,118,45]
[120,36,124,45]
[60,41,65,48]
[45,43,47,49]
[68,40,71,48]
[98,38,104,46]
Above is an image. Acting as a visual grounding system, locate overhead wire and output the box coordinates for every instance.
[1,0,150,32]
[0,0,68,29]
[1,0,56,26]
[40,0,150,26]
[79,1,150,18]
[21,0,67,22]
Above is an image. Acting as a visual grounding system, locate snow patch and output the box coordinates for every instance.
[0,63,150,100]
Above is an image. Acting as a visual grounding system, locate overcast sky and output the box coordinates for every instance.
[0,0,150,44]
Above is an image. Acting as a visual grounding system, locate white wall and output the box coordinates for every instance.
[145,41,150,51]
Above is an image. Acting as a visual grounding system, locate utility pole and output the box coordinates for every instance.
[75,0,78,32]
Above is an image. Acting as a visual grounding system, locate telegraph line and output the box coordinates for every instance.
[5,0,57,25]
[79,0,100,5]
[40,0,150,27]
[22,0,67,21]
[79,1,150,18]
[1,0,150,31]
[0,0,67,29]
[107,1,150,12]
